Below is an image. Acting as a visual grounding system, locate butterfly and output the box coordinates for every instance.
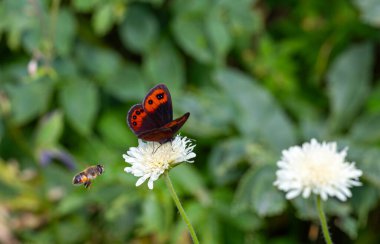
[127,84,190,144]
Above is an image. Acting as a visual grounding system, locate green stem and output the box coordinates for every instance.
[164,172,199,244]
[316,196,333,244]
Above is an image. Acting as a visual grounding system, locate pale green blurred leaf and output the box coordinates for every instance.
[144,38,185,88]
[353,0,380,27]
[59,79,99,135]
[55,9,77,56]
[336,216,358,239]
[103,64,147,101]
[327,43,374,130]
[6,79,54,125]
[208,138,247,185]
[217,0,259,47]
[350,114,380,143]
[57,194,88,215]
[140,194,165,235]
[206,9,231,63]
[119,5,159,53]
[1,0,37,49]
[35,110,63,148]
[76,44,123,80]
[351,185,379,226]
[215,68,296,151]
[172,2,213,63]
[359,148,380,188]
[251,165,285,217]
[97,110,135,148]
[93,4,114,36]
[56,218,89,243]
[292,197,350,220]
[170,165,209,204]
[234,165,286,217]
[177,88,234,138]
[72,0,101,12]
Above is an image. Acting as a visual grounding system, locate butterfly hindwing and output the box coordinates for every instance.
[163,112,190,135]
[143,84,173,127]
[127,104,158,136]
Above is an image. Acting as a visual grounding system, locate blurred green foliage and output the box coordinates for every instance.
[1,0,380,243]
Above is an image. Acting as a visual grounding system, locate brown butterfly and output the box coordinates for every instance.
[127,84,190,144]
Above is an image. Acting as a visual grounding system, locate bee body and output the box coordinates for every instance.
[73,164,104,188]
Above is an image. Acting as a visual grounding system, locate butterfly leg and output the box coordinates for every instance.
[152,143,164,154]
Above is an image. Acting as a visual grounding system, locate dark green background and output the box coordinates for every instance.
[1,0,380,243]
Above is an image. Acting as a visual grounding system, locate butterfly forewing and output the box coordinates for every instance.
[127,104,158,136]
[143,84,173,126]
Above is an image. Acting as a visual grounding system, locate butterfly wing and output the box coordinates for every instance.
[127,104,159,137]
[138,112,189,143]
[143,84,173,127]
[137,127,173,143]
[163,112,190,135]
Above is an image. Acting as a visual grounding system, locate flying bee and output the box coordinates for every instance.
[72,164,104,188]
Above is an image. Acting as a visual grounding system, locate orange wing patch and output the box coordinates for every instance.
[143,88,168,113]
[130,107,148,131]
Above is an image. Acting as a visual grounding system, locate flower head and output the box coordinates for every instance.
[123,135,196,189]
[274,139,362,201]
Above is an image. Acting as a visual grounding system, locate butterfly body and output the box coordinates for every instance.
[127,84,189,144]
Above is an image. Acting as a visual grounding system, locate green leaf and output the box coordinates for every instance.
[327,43,374,131]
[55,9,76,56]
[103,64,148,101]
[350,114,380,143]
[72,0,101,12]
[119,5,159,53]
[205,9,231,63]
[214,68,296,151]
[359,148,380,188]
[251,165,286,217]
[233,165,286,217]
[57,193,88,215]
[144,38,185,88]
[59,79,99,135]
[172,4,213,63]
[351,185,379,226]
[170,164,208,203]
[353,0,380,27]
[366,83,380,114]
[97,110,135,148]
[35,110,64,148]
[75,44,123,81]
[208,138,247,185]
[336,216,358,239]
[177,88,234,138]
[140,194,165,234]
[6,79,54,125]
[93,4,114,36]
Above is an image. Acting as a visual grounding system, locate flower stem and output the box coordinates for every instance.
[316,196,333,244]
[164,172,199,244]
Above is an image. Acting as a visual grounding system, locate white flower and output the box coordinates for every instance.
[274,139,362,201]
[123,135,196,190]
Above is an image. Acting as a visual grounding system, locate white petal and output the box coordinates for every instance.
[123,135,196,189]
